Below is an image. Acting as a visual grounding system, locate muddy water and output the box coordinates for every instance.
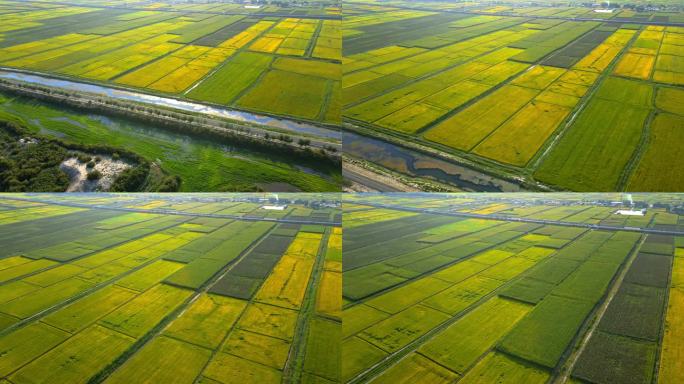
[344,131,525,192]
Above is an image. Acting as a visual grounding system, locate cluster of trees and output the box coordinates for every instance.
[0,121,71,191]
[0,120,181,192]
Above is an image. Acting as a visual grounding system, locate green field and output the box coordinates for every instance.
[0,1,341,124]
[342,193,684,383]
[343,0,684,192]
[0,0,342,193]
[0,193,341,384]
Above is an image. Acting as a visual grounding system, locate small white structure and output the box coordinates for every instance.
[615,209,646,216]
[261,205,287,211]
[244,5,261,9]
[594,9,614,13]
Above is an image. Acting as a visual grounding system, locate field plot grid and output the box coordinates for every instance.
[342,193,684,384]
[343,0,684,192]
[0,1,341,124]
[0,193,341,384]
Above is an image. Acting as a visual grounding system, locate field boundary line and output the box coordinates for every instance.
[528,26,641,184]
[351,2,684,27]
[91,221,278,384]
[552,233,648,383]
[357,202,684,236]
[347,235,560,384]
[282,228,331,383]
[0,195,341,226]
[0,217,194,338]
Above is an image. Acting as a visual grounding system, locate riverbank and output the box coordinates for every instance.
[0,91,341,192]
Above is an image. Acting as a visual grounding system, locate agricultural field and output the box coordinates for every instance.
[342,192,684,384]
[0,193,341,384]
[0,0,341,124]
[342,0,684,192]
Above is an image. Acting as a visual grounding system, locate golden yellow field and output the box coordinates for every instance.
[659,287,684,383]
[473,101,571,166]
[614,53,655,80]
[316,270,342,318]
[255,255,316,309]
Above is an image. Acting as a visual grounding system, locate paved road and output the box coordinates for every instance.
[353,2,684,27]
[19,0,341,20]
[359,202,684,235]
[3,196,341,226]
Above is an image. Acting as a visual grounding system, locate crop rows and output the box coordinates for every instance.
[0,194,341,384]
[0,3,341,123]
[343,3,684,191]
[342,198,684,384]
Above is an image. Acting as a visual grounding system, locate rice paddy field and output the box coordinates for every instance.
[342,193,684,384]
[0,193,341,384]
[0,0,341,124]
[343,0,684,192]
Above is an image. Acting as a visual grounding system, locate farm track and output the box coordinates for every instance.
[282,228,331,383]
[552,230,649,383]
[0,195,342,226]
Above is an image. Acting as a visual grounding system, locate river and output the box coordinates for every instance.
[0,69,342,140]
[344,131,525,192]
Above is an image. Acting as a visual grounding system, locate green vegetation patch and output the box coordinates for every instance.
[99,284,192,338]
[458,352,550,384]
[303,318,341,382]
[598,283,666,341]
[10,324,134,384]
[371,353,460,383]
[237,70,330,121]
[341,336,387,383]
[551,261,620,304]
[418,297,531,374]
[187,52,273,105]
[499,277,556,304]
[103,336,212,384]
[498,294,595,368]
[627,113,684,192]
[0,322,70,376]
[572,331,656,384]
[623,252,672,288]
[359,304,450,353]
[534,99,649,191]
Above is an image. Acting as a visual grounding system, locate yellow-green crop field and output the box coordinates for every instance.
[0,193,341,384]
[0,1,341,124]
[343,0,684,192]
[342,193,684,384]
